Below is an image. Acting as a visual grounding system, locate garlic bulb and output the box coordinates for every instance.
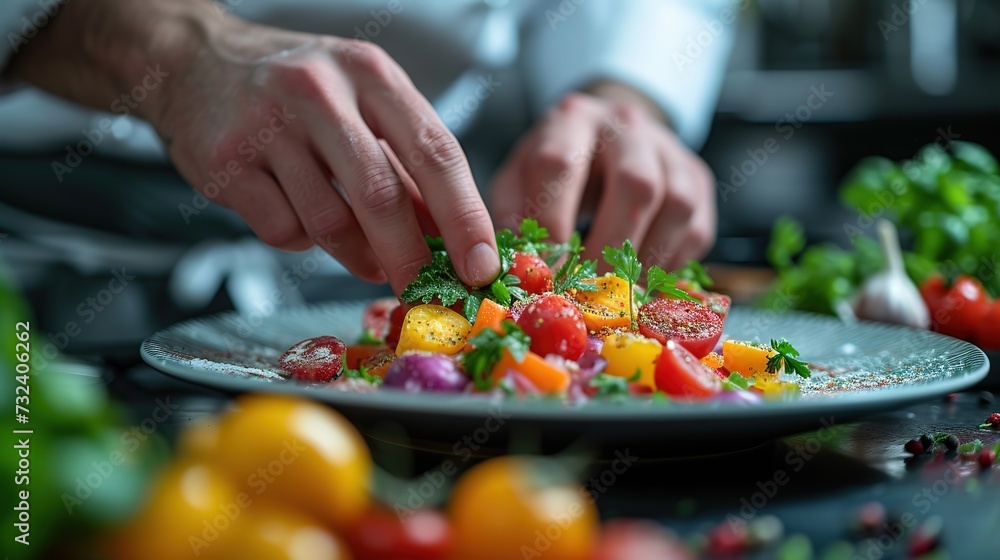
[854,219,930,329]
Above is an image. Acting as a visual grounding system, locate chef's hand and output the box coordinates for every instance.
[489,84,716,271]
[9,0,500,295]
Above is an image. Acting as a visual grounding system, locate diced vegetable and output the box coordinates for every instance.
[395,304,472,356]
[467,298,508,340]
[654,340,722,400]
[700,351,724,370]
[572,275,634,331]
[491,349,571,394]
[383,351,469,392]
[722,340,777,379]
[346,344,388,370]
[599,333,661,391]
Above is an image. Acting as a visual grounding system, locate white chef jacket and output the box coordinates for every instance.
[0,0,734,162]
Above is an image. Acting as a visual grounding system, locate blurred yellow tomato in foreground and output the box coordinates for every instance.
[107,460,237,560]
[202,395,372,530]
[213,506,352,560]
[448,456,598,560]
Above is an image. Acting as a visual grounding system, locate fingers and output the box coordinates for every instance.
[350,44,499,286]
[378,139,439,238]
[267,142,386,282]
[488,135,533,231]
[584,106,665,262]
[220,171,312,252]
[638,135,717,272]
[517,94,600,242]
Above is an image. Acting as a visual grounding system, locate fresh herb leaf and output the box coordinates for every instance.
[553,236,598,293]
[544,232,581,267]
[463,321,531,390]
[517,219,550,253]
[463,291,484,323]
[765,338,811,379]
[357,331,384,345]
[400,252,469,307]
[722,372,752,391]
[602,240,642,328]
[491,280,512,306]
[641,266,698,305]
[343,363,383,385]
[424,235,446,252]
[652,391,671,404]
[674,260,714,291]
[589,373,632,400]
[958,439,984,455]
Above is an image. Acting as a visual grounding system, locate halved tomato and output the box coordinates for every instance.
[674,280,731,320]
[638,299,723,359]
[572,275,634,331]
[363,298,400,340]
[654,339,722,400]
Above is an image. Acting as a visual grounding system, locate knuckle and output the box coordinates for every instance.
[357,163,406,217]
[273,60,330,101]
[664,187,697,222]
[531,149,576,177]
[687,225,715,257]
[613,103,646,126]
[616,169,660,205]
[304,205,350,241]
[344,41,396,84]
[449,201,492,231]
[557,92,595,114]
[413,126,465,171]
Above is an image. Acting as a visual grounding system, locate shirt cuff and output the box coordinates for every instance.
[523,0,735,149]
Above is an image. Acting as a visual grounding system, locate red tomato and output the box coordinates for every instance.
[654,339,722,400]
[507,300,528,323]
[516,294,587,360]
[363,297,400,340]
[975,300,1000,350]
[593,519,693,560]
[278,335,346,383]
[509,252,554,295]
[922,275,990,340]
[385,303,410,351]
[345,508,452,560]
[638,299,724,359]
[674,281,732,320]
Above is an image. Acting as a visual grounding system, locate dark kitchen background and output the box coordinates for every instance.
[1,0,998,358]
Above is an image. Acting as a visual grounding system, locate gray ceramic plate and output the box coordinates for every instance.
[141,302,990,453]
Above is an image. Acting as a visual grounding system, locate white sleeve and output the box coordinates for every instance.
[0,0,66,90]
[522,0,736,149]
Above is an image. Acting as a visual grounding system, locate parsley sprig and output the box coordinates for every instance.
[765,338,811,378]
[463,321,531,390]
[602,240,642,328]
[552,233,598,293]
[674,260,714,292]
[640,266,698,305]
[343,363,383,386]
[588,371,641,401]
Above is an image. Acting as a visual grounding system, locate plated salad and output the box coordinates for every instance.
[277,220,810,404]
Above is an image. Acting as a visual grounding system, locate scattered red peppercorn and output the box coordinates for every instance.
[978,449,996,469]
[904,438,925,456]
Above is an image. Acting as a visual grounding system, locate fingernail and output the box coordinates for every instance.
[465,242,501,286]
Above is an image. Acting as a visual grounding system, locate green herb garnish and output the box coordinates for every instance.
[463,321,531,390]
[588,372,639,401]
[401,251,469,308]
[356,330,384,345]
[674,260,714,292]
[343,363,383,385]
[553,233,598,294]
[602,240,642,328]
[640,266,698,305]
[765,338,811,379]
[958,439,984,455]
[721,372,753,391]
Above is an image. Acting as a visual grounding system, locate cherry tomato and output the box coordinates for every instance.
[363,297,400,340]
[975,300,1000,350]
[448,456,598,560]
[386,303,410,351]
[214,506,352,560]
[516,294,588,360]
[922,275,990,340]
[593,519,693,560]
[507,300,528,323]
[107,460,238,560]
[207,395,371,530]
[638,298,723,359]
[674,281,731,320]
[346,508,452,559]
[654,339,722,400]
[279,335,347,383]
[509,252,554,294]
